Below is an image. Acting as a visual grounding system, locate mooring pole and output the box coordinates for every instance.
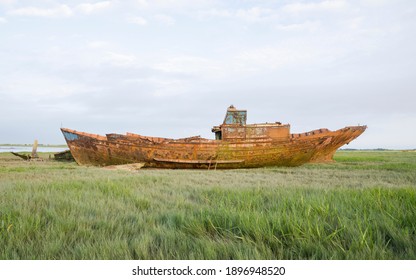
[31,139,39,159]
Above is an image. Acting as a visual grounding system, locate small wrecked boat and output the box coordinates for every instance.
[61,105,366,169]
[53,149,74,161]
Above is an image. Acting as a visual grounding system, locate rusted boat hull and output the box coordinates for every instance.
[61,125,366,169]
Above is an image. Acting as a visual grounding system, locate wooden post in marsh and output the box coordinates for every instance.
[11,140,40,161]
[31,139,39,159]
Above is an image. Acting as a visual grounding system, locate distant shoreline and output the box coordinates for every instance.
[0,144,68,148]
[0,145,68,153]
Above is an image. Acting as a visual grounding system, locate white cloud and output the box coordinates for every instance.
[360,0,389,7]
[199,7,278,22]
[283,0,347,14]
[0,0,15,5]
[235,7,276,22]
[128,16,147,26]
[199,9,232,18]
[136,0,212,11]
[7,2,112,18]
[85,40,113,49]
[9,4,73,18]
[134,0,149,8]
[154,14,175,25]
[76,1,112,15]
[151,78,188,97]
[1,74,90,101]
[233,46,320,72]
[0,17,7,23]
[154,55,221,76]
[344,16,364,30]
[276,21,321,32]
[103,51,137,66]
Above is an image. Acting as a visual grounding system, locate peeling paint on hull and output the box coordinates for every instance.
[60,106,366,169]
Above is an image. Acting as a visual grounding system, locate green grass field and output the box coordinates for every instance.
[0,150,415,259]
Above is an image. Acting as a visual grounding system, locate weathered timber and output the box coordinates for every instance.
[31,139,39,159]
[10,140,39,161]
[153,158,245,164]
[11,152,30,160]
[54,149,74,161]
[61,105,367,169]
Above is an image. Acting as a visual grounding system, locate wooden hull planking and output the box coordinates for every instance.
[61,125,366,169]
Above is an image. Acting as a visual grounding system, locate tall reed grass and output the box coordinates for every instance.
[0,150,415,259]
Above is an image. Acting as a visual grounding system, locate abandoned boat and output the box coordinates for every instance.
[61,105,366,169]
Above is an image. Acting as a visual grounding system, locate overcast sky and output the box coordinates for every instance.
[0,0,415,149]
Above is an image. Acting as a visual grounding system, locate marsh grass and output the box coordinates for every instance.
[0,151,415,259]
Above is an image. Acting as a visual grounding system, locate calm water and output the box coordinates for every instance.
[0,146,68,153]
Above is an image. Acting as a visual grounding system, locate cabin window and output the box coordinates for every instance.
[215,131,222,140]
